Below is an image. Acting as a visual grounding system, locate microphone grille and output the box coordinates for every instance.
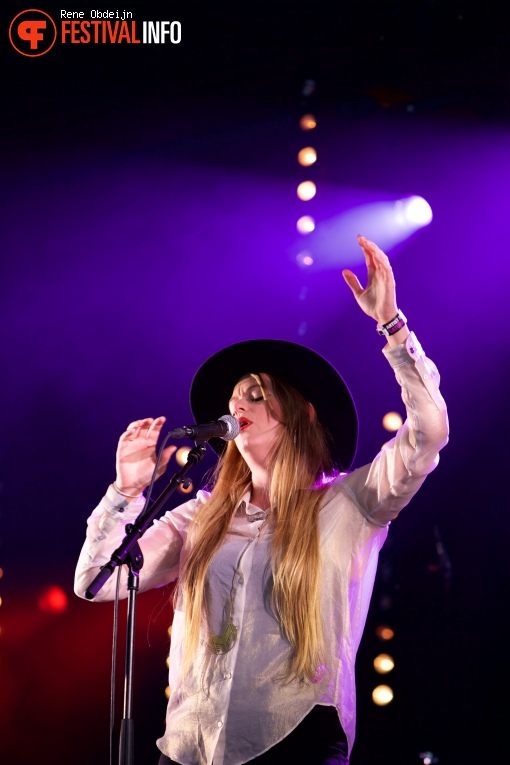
[219,414,240,441]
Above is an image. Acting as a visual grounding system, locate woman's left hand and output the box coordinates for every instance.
[342,235,399,325]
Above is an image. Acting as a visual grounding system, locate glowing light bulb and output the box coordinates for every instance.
[298,147,317,166]
[299,114,317,131]
[375,625,395,641]
[297,181,317,201]
[372,685,394,705]
[297,216,315,234]
[165,686,171,699]
[175,447,191,466]
[373,654,395,674]
[302,79,316,96]
[38,585,68,614]
[382,412,403,432]
[402,196,433,225]
[179,481,193,494]
[296,252,314,267]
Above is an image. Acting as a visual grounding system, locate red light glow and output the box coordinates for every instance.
[38,585,68,614]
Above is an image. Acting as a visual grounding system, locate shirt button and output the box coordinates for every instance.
[223,672,232,680]
[217,721,223,728]
[423,374,429,380]
[238,575,244,585]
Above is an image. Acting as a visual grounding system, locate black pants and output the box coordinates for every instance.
[158,704,349,764]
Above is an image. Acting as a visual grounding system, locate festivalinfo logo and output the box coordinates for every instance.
[9,8,182,57]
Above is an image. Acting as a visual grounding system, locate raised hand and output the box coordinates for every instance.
[115,416,176,496]
[342,235,399,325]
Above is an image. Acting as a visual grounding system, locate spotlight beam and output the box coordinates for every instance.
[291,197,432,270]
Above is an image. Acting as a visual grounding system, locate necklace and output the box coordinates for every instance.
[209,598,238,654]
[209,509,269,655]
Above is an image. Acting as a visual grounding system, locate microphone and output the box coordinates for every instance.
[168,414,240,442]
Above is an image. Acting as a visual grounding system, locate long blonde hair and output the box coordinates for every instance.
[179,373,336,683]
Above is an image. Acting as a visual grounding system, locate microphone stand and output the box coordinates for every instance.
[85,442,207,765]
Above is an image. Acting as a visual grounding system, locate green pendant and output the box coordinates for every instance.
[209,621,238,654]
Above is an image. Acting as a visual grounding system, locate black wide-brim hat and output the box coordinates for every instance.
[190,339,358,471]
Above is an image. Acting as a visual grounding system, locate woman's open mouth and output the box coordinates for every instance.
[238,418,252,431]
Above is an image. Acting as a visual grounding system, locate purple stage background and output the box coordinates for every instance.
[1,2,509,764]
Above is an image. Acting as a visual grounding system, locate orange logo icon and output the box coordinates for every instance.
[9,9,57,57]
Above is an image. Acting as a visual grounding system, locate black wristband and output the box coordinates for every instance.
[376,310,407,337]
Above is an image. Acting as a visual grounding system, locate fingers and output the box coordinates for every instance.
[147,416,167,438]
[357,236,396,299]
[355,235,398,323]
[342,269,364,298]
[116,418,175,492]
[119,416,167,442]
[357,234,376,273]
[358,235,392,273]
[154,444,178,480]
[161,444,177,467]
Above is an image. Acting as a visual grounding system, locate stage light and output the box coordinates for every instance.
[166,656,170,667]
[179,481,193,494]
[298,147,317,166]
[397,196,433,226]
[372,684,394,705]
[419,752,438,764]
[373,654,395,674]
[167,625,173,637]
[299,114,317,131]
[379,594,393,610]
[0,596,2,607]
[0,567,3,579]
[296,252,314,267]
[292,193,435,272]
[405,196,433,224]
[375,625,395,641]
[382,412,403,432]
[175,447,191,466]
[38,585,68,614]
[297,216,315,234]
[297,181,316,201]
[302,79,316,97]
[165,686,171,699]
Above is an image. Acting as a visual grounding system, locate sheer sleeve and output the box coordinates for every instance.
[74,485,209,601]
[339,332,449,528]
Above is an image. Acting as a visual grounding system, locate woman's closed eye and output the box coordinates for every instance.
[229,382,272,410]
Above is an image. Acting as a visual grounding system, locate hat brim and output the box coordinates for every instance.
[190,339,358,471]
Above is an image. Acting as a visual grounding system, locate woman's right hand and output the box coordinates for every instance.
[115,416,176,496]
